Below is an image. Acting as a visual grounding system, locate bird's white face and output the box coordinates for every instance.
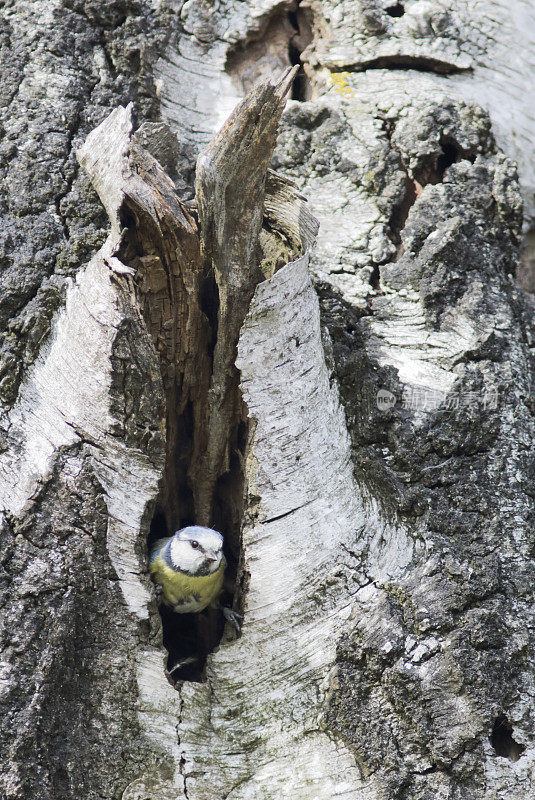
[169,526,224,575]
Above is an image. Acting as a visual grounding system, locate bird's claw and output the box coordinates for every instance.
[222,607,242,634]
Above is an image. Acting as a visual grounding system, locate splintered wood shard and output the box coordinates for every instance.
[191,66,300,526]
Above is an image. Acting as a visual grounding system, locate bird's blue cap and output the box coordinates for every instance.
[175,526,224,546]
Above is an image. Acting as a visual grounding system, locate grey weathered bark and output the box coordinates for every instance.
[1,2,535,800]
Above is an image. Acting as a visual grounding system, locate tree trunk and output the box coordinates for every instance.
[1,2,535,799]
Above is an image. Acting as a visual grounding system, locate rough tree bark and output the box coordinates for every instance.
[1,2,535,800]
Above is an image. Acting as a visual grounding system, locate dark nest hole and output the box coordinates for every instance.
[146,353,247,685]
[490,715,526,762]
[117,202,246,685]
[385,3,405,17]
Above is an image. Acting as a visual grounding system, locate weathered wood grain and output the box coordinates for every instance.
[191,67,298,525]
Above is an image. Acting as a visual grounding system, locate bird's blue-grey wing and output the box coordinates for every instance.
[149,537,171,565]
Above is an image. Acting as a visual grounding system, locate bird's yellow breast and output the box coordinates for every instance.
[150,555,225,612]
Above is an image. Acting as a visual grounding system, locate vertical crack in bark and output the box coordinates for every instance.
[79,71,311,700]
[288,2,313,101]
[109,70,299,681]
[118,144,210,537]
[115,145,219,680]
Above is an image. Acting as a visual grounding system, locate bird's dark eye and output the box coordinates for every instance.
[190,540,199,549]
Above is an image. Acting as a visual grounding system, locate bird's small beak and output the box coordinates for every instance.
[206,550,219,562]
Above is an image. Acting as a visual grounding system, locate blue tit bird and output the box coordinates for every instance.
[149,525,241,631]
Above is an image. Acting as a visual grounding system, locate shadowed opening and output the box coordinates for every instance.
[386,3,405,17]
[147,503,241,683]
[148,513,229,683]
[435,138,462,180]
[225,2,313,100]
[288,7,312,101]
[490,715,526,762]
[118,197,245,684]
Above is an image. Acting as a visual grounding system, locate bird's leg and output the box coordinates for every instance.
[211,597,242,633]
[222,606,242,634]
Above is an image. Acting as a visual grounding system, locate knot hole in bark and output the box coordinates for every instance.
[490,715,526,762]
[385,3,405,18]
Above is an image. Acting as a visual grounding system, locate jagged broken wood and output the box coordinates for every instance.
[79,68,305,545]
[192,65,298,526]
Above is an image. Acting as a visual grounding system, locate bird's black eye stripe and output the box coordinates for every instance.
[190,540,199,549]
